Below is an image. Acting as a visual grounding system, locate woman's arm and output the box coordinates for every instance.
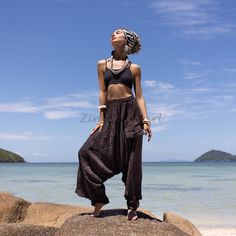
[130,63,148,119]
[97,60,107,122]
[130,63,152,141]
[90,60,107,135]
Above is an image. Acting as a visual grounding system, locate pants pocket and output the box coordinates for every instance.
[124,118,144,138]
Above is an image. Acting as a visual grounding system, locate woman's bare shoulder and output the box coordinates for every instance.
[97,59,106,66]
[97,59,107,73]
[130,63,141,76]
[130,63,141,70]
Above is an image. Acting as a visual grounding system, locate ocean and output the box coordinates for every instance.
[0,162,236,236]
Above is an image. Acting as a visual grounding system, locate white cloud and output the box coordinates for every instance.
[150,0,235,38]
[192,88,211,94]
[178,58,201,66]
[43,93,97,109]
[144,80,157,88]
[0,132,50,140]
[184,70,211,80]
[183,24,235,36]
[31,152,46,157]
[184,72,200,80]
[157,81,174,90]
[0,102,40,113]
[44,110,79,120]
[222,68,236,76]
[150,124,168,133]
[217,95,234,100]
[143,72,236,126]
[144,80,174,90]
[151,0,217,25]
[0,91,98,120]
[44,101,95,109]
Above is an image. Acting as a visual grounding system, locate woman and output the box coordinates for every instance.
[75,28,152,221]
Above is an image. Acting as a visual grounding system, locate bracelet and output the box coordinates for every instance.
[98,105,106,111]
[142,118,151,127]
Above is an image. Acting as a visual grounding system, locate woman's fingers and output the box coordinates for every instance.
[90,126,98,135]
[143,125,152,142]
[147,128,152,142]
[99,124,104,132]
[90,124,104,135]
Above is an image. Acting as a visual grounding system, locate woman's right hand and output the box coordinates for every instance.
[90,121,104,135]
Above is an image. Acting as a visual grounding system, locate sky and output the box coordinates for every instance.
[0,0,236,162]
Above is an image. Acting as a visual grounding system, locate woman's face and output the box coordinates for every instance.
[110,29,126,49]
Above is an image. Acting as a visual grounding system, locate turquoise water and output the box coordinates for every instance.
[0,162,236,230]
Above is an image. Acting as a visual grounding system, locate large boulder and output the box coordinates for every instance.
[163,212,202,236]
[0,223,57,236]
[22,203,158,228]
[54,209,189,236]
[22,202,92,227]
[0,192,203,236]
[0,192,31,223]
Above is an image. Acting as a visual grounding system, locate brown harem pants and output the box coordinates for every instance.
[75,95,144,211]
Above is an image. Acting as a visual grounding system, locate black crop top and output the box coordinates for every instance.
[104,63,133,91]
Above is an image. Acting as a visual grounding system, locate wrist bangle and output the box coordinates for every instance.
[142,118,151,127]
[98,105,106,111]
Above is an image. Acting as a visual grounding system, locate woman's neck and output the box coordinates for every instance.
[112,50,128,60]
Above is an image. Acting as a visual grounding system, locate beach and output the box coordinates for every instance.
[0,162,236,235]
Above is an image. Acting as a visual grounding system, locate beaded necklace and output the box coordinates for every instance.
[110,56,130,75]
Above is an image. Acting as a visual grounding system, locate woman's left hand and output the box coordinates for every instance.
[143,123,152,142]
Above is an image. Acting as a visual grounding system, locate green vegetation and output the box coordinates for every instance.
[0,148,25,162]
[194,149,236,162]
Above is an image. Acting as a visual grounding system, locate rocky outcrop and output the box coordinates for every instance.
[0,148,25,162]
[0,224,57,236]
[23,202,92,227]
[0,192,202,236]
[194,149,236,162]
[0,192,31,223]
[54,211,189,236]
[163,212,202,236]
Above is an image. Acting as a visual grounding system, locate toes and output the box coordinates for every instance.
[127,210,138,221]
[89,213,101,217]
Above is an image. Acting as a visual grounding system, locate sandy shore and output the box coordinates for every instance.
[199,227,236,236]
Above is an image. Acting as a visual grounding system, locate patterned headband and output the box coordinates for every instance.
[121,28,141,54]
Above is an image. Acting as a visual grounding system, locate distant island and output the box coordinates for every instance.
[0,148,25,163]
[194,149,236,162]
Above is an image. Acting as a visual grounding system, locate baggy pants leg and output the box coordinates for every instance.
[122,134,143,211]
[75,132,114,206]
[75,95,144,209]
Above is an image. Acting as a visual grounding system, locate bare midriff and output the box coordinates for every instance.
[107,84,133,100]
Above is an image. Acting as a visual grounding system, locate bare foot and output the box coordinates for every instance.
[127,209,138,221]
[90,203,105,217]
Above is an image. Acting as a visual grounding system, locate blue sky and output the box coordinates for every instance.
[0,0,236,162]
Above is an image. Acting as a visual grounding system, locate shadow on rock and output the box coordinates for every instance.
[79,208,163,222]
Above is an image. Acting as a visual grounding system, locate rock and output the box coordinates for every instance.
[0,192,202,236]
[0,192,31,223]
[23,202,92,227]
[163,212,202,236]
[54,209,190,236]
[0,223,57,236]
[138,207,158,219]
